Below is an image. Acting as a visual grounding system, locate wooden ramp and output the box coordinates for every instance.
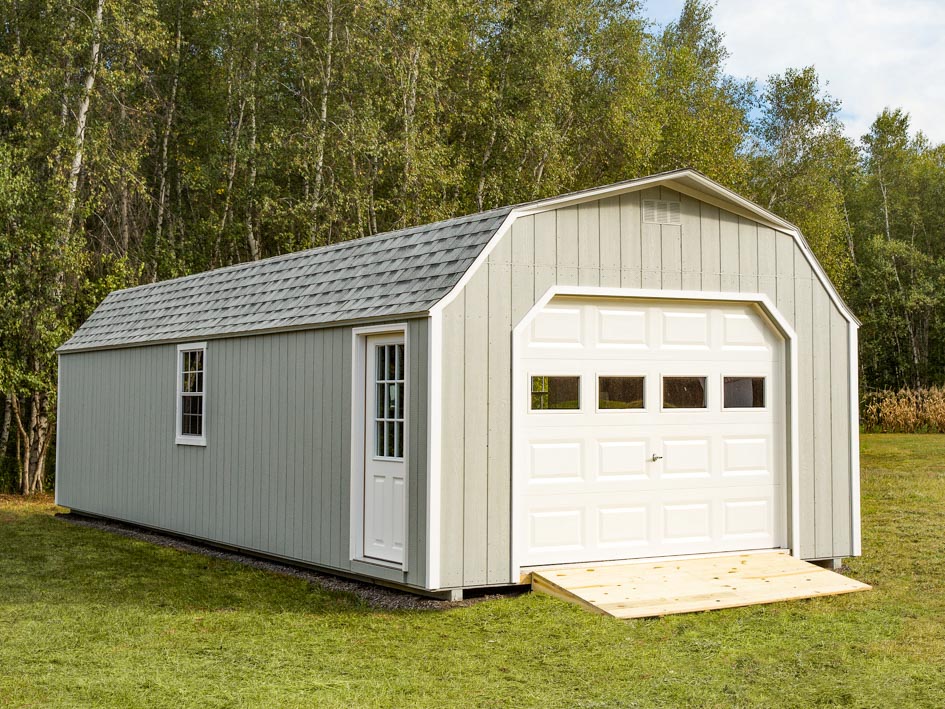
[530,551,871,619]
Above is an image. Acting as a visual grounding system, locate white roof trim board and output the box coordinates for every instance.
[61,169,857,353]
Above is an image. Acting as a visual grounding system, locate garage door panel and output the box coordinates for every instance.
[597,309,648,348]
[721,312,771,350]
[598,505,649,547]
[663,502,712,543]
[528,508,585,553]
[661,438,711,478]
[528,441,585,483]
[721,436,773,479]
[519,298,786,567]
[661,311,710,350]
[722,497,776,539]
[529,306,584,347]
[597,440,649,479]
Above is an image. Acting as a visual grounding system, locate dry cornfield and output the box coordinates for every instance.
[862,387,945,433]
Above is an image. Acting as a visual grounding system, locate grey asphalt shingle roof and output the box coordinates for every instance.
[60,207,512,352]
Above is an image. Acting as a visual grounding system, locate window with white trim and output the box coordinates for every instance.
[530,376,581,410]
[374,343,405,459]
[177,344,206,444]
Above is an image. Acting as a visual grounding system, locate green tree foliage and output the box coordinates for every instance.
[1,0,944,491]
[748,67,858,292]
[849,110,945,389]
[650,0,753,188]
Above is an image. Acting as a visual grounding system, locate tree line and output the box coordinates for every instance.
[1,0,943,492]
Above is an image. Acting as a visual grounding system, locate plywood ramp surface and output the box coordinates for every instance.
[530,551,871,619]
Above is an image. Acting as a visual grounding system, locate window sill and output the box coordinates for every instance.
[176,436,207,447]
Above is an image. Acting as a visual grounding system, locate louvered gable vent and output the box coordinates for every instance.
[643,199,681,225]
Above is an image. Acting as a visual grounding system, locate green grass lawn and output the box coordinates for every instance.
[1,434,944,708]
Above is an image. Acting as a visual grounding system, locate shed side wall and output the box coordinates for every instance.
[57,320,430,588]
[440,188,853,587]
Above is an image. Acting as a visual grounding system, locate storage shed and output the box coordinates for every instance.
[57,169,861,598]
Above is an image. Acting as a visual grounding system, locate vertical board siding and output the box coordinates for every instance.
[463,269,490,584]
[599,197,621,288]
[619,192,643,288]
[440,294,466,588]
[492,221,519,582]
[680,195,702,291]
[442,189,855,586]
[830,308,853,553]
[57,320,430,589]
[577,201,601,286]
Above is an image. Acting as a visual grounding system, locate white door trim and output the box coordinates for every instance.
[350,323,409,571]
[510,286,800,581]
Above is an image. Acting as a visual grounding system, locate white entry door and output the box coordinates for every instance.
[363,334,407,564]
[517,297,785,567]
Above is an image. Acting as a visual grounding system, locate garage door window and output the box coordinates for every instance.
[662,376,707,409]
[531,376,580,411]
[723,376,765,409]
[598,376,645,410]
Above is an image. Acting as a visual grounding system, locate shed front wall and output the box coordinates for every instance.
[439,186,854,588]
[57,319,430,589]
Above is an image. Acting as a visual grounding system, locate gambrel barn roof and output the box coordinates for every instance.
[61,169,856,353]
[61,207,512,352]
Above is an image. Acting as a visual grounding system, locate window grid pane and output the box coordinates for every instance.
[178,348,205,439]
[374,344,406,460]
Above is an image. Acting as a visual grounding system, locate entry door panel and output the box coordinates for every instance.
[518,298,785,567]
[363,335,406,564]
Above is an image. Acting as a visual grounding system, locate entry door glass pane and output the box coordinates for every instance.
[663,376,707,409]
[374,343,405,459]
[598,376,645,409]
[530,376,580,410]
[724,376,765,408]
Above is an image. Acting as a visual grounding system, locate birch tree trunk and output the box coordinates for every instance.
[0,396,11,457]
[154,7,182,273]
[65,0,105,233]
[244,3,260,261]
[10,392,50,495]
[309,0,334,247]
[216,42,245,265]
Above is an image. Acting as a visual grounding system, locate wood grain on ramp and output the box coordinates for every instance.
[530,551,871,619]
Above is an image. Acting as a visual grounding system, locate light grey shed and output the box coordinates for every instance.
[57,169,862,597]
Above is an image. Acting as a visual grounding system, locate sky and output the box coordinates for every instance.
[645,0,945,144]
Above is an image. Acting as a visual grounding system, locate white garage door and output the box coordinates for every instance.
[516,297,786,567]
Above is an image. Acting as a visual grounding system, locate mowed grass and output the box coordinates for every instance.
[1,435,944,708]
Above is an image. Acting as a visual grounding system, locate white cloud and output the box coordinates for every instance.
[647,0,945,143]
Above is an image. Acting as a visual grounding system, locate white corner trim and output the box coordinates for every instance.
[788,319,801,557]
[426,311,443,590]
[54,355,62,506]
[849,322,862,556]
[349,323,410,572]
[175,341,207,447]
[509,286,801,581]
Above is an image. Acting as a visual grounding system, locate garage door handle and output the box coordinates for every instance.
[651,454,663,462]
